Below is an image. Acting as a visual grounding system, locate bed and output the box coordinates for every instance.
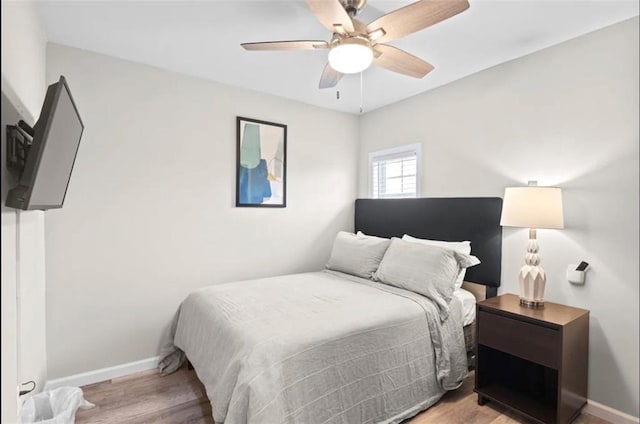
[355,197,502,369]
[159,197,502,424]
[455,286,480,365]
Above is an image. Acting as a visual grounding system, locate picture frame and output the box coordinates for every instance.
[236,116,287,207]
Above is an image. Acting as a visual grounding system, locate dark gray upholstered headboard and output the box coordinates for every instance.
[354,198,502,298]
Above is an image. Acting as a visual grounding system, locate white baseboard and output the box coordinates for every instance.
[584,400,640,424]
[43,356,159,391]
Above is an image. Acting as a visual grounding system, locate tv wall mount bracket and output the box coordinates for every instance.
[6,120,34,174]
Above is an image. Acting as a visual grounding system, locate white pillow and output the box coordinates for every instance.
[402,234,472,290]
[326,231,390,279]
[374,238,480,321]
[357,231,386,238]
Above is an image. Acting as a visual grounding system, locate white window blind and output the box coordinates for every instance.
[369,144,421,199]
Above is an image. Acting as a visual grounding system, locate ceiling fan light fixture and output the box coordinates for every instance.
[328,37,373,74]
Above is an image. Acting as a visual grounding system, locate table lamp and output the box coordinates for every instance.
[500,181,564,308]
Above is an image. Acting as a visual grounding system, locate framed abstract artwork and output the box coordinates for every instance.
[236,117,287,207]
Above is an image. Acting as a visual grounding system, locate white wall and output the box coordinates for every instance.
[1,87,23,424]
[44,43,359,379]
[1,1,47,116]
[1,2,48,423]
[358,17,639,417]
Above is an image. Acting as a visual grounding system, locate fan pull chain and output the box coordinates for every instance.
[359,72,364,114]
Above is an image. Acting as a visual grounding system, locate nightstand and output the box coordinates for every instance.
[474,293,589,424]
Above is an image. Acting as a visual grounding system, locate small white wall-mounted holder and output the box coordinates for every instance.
[567,262,589,285]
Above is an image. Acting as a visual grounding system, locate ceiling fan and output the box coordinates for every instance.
[241,0,470,89]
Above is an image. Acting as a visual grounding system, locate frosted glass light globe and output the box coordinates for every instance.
[328,38,373,74]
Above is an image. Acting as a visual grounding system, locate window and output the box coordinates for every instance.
[369,144,421,199]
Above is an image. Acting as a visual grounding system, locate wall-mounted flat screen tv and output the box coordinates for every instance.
[5,76,84,211]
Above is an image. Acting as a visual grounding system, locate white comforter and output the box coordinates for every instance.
[160,270,468,424]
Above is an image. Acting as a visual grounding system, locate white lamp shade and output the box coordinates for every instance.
[500,186,564,229]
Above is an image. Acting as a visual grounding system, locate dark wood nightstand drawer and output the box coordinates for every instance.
[478,310,560,369]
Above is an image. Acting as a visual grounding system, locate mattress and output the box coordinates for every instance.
[453,288,477,327]
[160,270,469,424]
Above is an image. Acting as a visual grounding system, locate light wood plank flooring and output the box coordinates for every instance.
[76,366,608,424]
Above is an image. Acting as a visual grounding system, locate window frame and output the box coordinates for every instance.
[368,143,422,199]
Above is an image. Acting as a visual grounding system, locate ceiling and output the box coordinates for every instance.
[37,1,639,114]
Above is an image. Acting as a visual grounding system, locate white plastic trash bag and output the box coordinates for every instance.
[20,386,94,424]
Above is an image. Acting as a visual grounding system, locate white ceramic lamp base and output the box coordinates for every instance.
[519,229,546,308]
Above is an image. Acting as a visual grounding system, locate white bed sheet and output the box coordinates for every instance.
[453,288,476,327]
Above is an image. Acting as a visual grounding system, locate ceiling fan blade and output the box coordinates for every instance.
[306,0,355,34]
[367,0,469,44]
[319,63,343,89]
[241,40,328,51]
[373,44,434,78]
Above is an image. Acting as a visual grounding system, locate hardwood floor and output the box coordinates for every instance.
[76,366,609,424]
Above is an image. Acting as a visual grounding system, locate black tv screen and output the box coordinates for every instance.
[6,76,84,210]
